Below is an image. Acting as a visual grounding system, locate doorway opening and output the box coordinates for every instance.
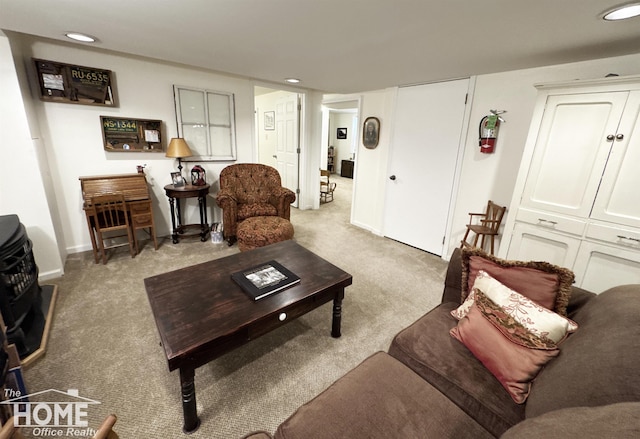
[320,99,360,217]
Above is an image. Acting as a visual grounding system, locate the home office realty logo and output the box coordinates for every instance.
[0,388,100,436]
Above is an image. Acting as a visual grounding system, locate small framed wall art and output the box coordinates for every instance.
[264,111,275,130]
[363,117,380,149]
[337,127,347,139]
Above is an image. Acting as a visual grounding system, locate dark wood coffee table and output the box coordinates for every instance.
[144,240,352,433]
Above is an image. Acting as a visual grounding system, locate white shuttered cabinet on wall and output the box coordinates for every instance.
[499,76,640,293]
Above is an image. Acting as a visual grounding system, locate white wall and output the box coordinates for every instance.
[1,33,318,277]
[5,31,640,276]
[345,52,640,259]
[342,54,640,257]
[23,36,258,257]
[0,32,64,279]
[350,88,395,234]
[448,53,640,259]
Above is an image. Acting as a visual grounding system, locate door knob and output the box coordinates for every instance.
[389,175,396,181]
[616,134,624,140]
[606,134,615,141]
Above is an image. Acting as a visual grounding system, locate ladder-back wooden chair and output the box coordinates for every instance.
[320,169,337,203]
[90,193,135,264]
[460,200,507,255]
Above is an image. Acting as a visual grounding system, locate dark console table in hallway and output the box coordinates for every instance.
[341,160,354,178]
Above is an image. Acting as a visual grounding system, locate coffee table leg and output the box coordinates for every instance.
[180,367,200,433]
[331,290,345,338]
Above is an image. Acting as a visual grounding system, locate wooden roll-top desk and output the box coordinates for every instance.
[80,173,158,262]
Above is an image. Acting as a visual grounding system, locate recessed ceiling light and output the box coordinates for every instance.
[65,32,97,43]
[285,78,300,84]
[602,2,640,20]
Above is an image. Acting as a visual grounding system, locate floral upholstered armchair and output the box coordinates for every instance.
[216,163,296,244]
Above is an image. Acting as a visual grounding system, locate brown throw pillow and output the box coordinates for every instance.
[460,247,574,316]
[450,290,560,404]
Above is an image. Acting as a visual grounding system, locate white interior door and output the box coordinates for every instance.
[276,93,300,208]
[384,79,469,255]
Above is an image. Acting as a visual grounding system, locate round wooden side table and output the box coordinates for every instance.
[164,183,210,243]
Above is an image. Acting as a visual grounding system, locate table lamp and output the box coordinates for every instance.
[166,138,193,173]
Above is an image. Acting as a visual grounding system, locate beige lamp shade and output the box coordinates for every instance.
[166,138,193,158]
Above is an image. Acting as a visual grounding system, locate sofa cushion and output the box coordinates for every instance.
[461,247,574,315]
[450,291,560,404]
[452,271,578,343]
[526,285,640,418]
[501,402,640,438]
[274,352,494,439]
[388,303,525,437]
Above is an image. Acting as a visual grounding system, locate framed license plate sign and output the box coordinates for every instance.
[33,58,115,106]
[100,116,163,152]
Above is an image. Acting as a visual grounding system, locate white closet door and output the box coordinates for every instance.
[521,92,628,218]
[591,91,640,228]
[383,79,468,256]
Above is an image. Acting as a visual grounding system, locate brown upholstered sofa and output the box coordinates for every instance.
[244,249,640,438]
[216,164,296,244]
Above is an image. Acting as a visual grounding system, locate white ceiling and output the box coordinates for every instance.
[2,0,640,94]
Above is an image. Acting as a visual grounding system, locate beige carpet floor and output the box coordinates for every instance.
[23,175,448,438]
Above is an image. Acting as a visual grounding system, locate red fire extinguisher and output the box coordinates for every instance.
[479,110,506,153]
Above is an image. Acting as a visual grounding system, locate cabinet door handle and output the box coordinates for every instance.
[537,218,558,226]
[617,235,640,243]
[616,134,624,140]
[606,134,615,141]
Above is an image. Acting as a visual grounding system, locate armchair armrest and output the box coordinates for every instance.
[216,190,240,240]
[269,187,296,219]
[216,189,238,206]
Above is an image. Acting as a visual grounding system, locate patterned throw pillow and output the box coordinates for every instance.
[460,247,575,316]
[450,290,560,403]
[452,270,578,343]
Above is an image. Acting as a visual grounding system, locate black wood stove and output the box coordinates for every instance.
[0,214,46,358]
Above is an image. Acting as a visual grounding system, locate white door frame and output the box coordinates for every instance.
[320,95,362,214]
[443,77,475,256]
